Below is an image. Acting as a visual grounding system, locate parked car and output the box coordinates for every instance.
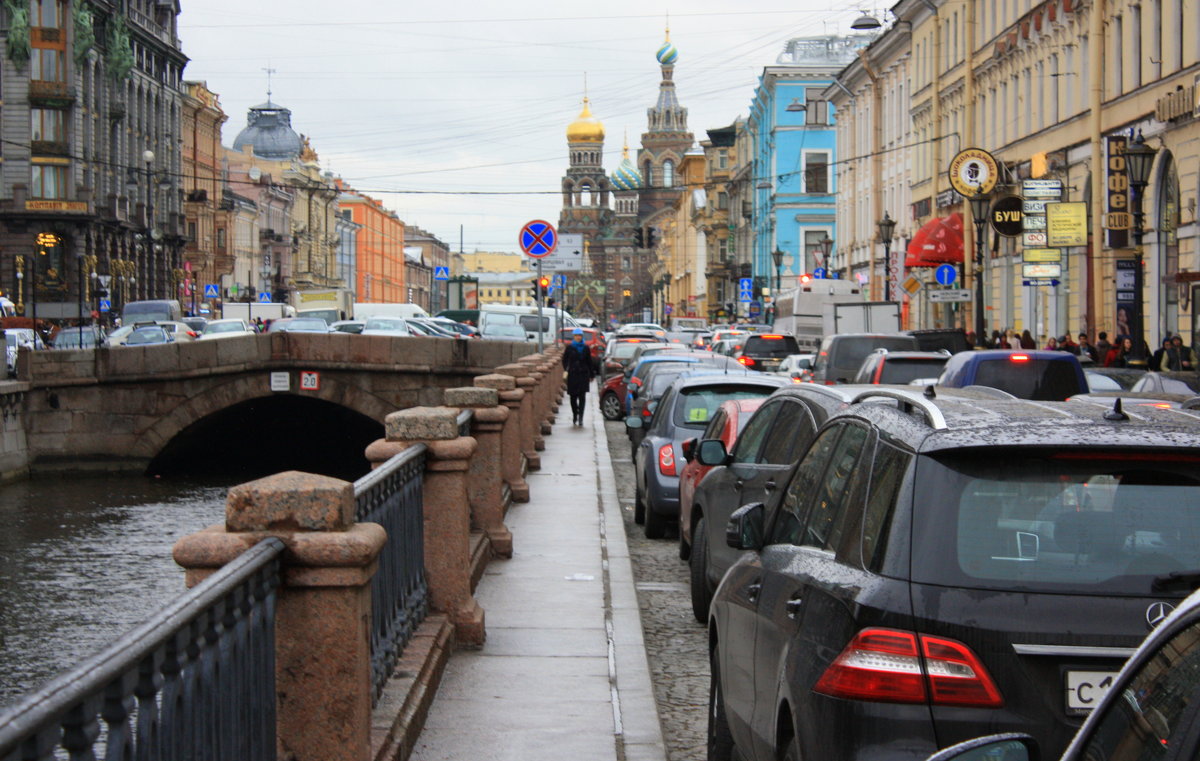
[601,338,668,379]
[198,319,256,340]
[708,389,1200,761]
[684,383,860,621]
[51,326,105,349]
[630,372,788,538]
[427,317,478,338]
[775,353,815,381]
[1132,370,1200,396]
[677,399,766,550]
[359,317,412,336]
[938,349,1089,400]
[404,318,452,337]
[810,332,921,384]
[1084,366,1145,391]
[852,349,951,385]
[123,325,174,346]
[5,328,45,375]
[1068,390,1200,409]
[905,327,971,354]
[626,356,744,454]
[181,316,209,335]
[268,317,330,333]
[733,333,801,373]
[329,320,366,334]
[929,586,1200,761]
[157,320,199,342]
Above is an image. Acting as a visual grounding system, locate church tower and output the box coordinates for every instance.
[558,98,615,322]
[638,28,694,218]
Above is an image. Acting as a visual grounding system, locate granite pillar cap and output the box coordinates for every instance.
[495,363,530,379]
[445,386,499,408]
[474,373,516,391]
[226,471,355,533]
[385,405,461,442]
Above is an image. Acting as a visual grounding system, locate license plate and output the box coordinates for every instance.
[1066,671,1118,714]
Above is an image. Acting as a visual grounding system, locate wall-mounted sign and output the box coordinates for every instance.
[1046,202,1088,247]
[1106,136,1130,248]
[270,372,290,392]
[1021,179,1063,199]
[1023,248,1062,263]
[1023,263,1063,279]
[1023,231,1048,247]
[948,148,1000,197]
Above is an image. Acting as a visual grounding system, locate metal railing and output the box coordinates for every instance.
[0,538,285,761]
[355,444,430,704]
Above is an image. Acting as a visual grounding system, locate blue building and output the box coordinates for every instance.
[747,36,873,301]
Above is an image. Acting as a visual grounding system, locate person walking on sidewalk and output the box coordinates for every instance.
[562,327,594,426]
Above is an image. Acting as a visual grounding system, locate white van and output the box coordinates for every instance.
[477,304,578,343]
[122,299,183,325]
[352,303,429,321]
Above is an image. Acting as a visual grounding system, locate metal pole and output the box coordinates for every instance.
[1132,194,1146,362]
[883,242,892,302]
[535,259,544,353]
[974,218,986,346]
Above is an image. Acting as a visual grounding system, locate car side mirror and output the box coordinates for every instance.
[726,502,765,551]
[925,734,1037,761]
[696,439,729,467]
[682,438,697,462]
[625,416,643,430]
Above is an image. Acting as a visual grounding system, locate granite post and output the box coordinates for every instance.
[474,372,529,503]
[364,406,485,646]
[443,386,512,558]
[495,363,540,470]
[173,471,386,761]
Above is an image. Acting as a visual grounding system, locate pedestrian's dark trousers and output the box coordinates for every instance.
[570,392,585,420]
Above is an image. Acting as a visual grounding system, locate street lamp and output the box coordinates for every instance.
[877,212,896,301]
[1125,129,1157,363]
[968,190,991,347]
[770,248,784,324]
[819,234,834,277]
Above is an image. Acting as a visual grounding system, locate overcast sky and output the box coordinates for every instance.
[178,1,876,254]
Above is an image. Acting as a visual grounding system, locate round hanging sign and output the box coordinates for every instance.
[948,148,1000,197]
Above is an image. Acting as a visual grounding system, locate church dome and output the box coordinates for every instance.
[232,101,304,160]
[611,145,643,191]
[566,98,605,144]
[656,33,679,65]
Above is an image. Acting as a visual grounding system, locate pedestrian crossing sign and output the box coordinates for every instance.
[434,266,450,281]
[258,292,272,303]
[204,284,219,298]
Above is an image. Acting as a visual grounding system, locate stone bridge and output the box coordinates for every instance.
[9,334,536,477]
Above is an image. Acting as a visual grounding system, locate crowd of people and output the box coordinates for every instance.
[978,327,1195,370]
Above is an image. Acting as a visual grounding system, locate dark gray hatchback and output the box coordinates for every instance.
[708,390,1200,761]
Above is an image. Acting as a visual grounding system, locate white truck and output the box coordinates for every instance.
[823,301,902,336]
[220,302,296,323]
[293,288,354,326]
[352,303,430,321]
[773,278,867,350]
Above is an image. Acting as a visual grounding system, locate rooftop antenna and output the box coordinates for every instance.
[262,64,276,102]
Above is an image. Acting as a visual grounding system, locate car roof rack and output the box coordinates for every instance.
[849,387,948,430]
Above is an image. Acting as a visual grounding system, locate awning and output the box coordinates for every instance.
[905,212,964,268]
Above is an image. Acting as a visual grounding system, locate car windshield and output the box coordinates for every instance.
[910,449,1200,595]
[482,324,525,338]
[206,321,245,334]
[126,329,166,345]
[519,314,549,332]
[287,319,327,331]
[973,358,1082,400]
[878,358,949,385]
[673,385,773,428]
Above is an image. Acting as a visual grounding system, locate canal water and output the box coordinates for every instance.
[0,474,231,708]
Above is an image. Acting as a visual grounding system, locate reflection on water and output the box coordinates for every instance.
[0,474,231,708]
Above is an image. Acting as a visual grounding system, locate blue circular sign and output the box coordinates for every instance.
[935,264,958,286]
[519,220,557,258]
[813,267,827,279]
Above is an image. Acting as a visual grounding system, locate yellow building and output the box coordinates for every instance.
[833,0,1199,350]
[455,251,528,274]
[656,152,708,321]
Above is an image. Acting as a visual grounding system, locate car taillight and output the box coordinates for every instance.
[738,356,754,366]
[658,444,676,476]
[813,628,1002,708]
[762,334,783,339]
[1010,354,1031,362]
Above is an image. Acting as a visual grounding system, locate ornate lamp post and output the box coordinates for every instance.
[877,212,896,301]
[770,248,784,325]
[968,190,992,347]
[1125,130,1157,363]
[819,234,834,277]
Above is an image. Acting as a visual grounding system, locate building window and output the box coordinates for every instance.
[30,108,65,142]
[622,256,631,271]
[216,228,226,250]
[31,48,65,82]
[31,163,67,198]
[662,160,675,188]
[805,100,831,125]
[187,221,197,241]
[718,191,728,210]
[803,152,830,194]
[718,150,728,169]
[32,0,64,28]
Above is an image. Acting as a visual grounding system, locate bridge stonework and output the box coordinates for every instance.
[13,334,534,474]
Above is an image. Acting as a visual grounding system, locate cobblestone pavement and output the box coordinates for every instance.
[604,419,708,761]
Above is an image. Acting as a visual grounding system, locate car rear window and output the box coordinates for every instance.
[673,385,776,428]
[879,358,949,385]
[743,335,800,357]
[829,337,919,379]
[973,358,1084,400]
[910,450,1200,595]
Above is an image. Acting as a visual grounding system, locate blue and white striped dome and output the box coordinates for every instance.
[611,150,643,191]
[656,35,678,65]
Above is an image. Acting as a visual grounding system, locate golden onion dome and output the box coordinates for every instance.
[566,98,605,144]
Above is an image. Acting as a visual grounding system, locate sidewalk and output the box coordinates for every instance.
[409,397,668,761]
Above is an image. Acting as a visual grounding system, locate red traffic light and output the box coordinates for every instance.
[539,277,550,288]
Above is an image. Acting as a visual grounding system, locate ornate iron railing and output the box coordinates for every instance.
[0,537,284,761]
[355,444,430,704]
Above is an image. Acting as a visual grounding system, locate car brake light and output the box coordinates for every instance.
[1010,354,1031,362]
[813,628,1002,708]
[738,356,754,366]
[762,334,784,339]
[658,444,676,476]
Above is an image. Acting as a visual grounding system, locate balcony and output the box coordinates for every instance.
[28,80,74,107]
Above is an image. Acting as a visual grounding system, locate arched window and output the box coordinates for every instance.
[662,160,675,188]
[643,160,653,187]
[581,183,594,206]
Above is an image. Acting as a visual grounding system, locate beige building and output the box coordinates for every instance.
[454,251,528,274]
[831,0,1200,350]
[657,151,708,320]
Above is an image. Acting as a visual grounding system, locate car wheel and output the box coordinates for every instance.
[634,492,645,525]
[708,648,736,761]
[644,499,667,539]
[690,516,712,624]
[679,527,690,561]
[601,391,623,420]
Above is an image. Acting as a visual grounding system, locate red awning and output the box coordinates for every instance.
[905,213,964,268]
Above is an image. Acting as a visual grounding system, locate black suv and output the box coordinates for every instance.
[708,389,1200,761]
[735,334,801,373]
